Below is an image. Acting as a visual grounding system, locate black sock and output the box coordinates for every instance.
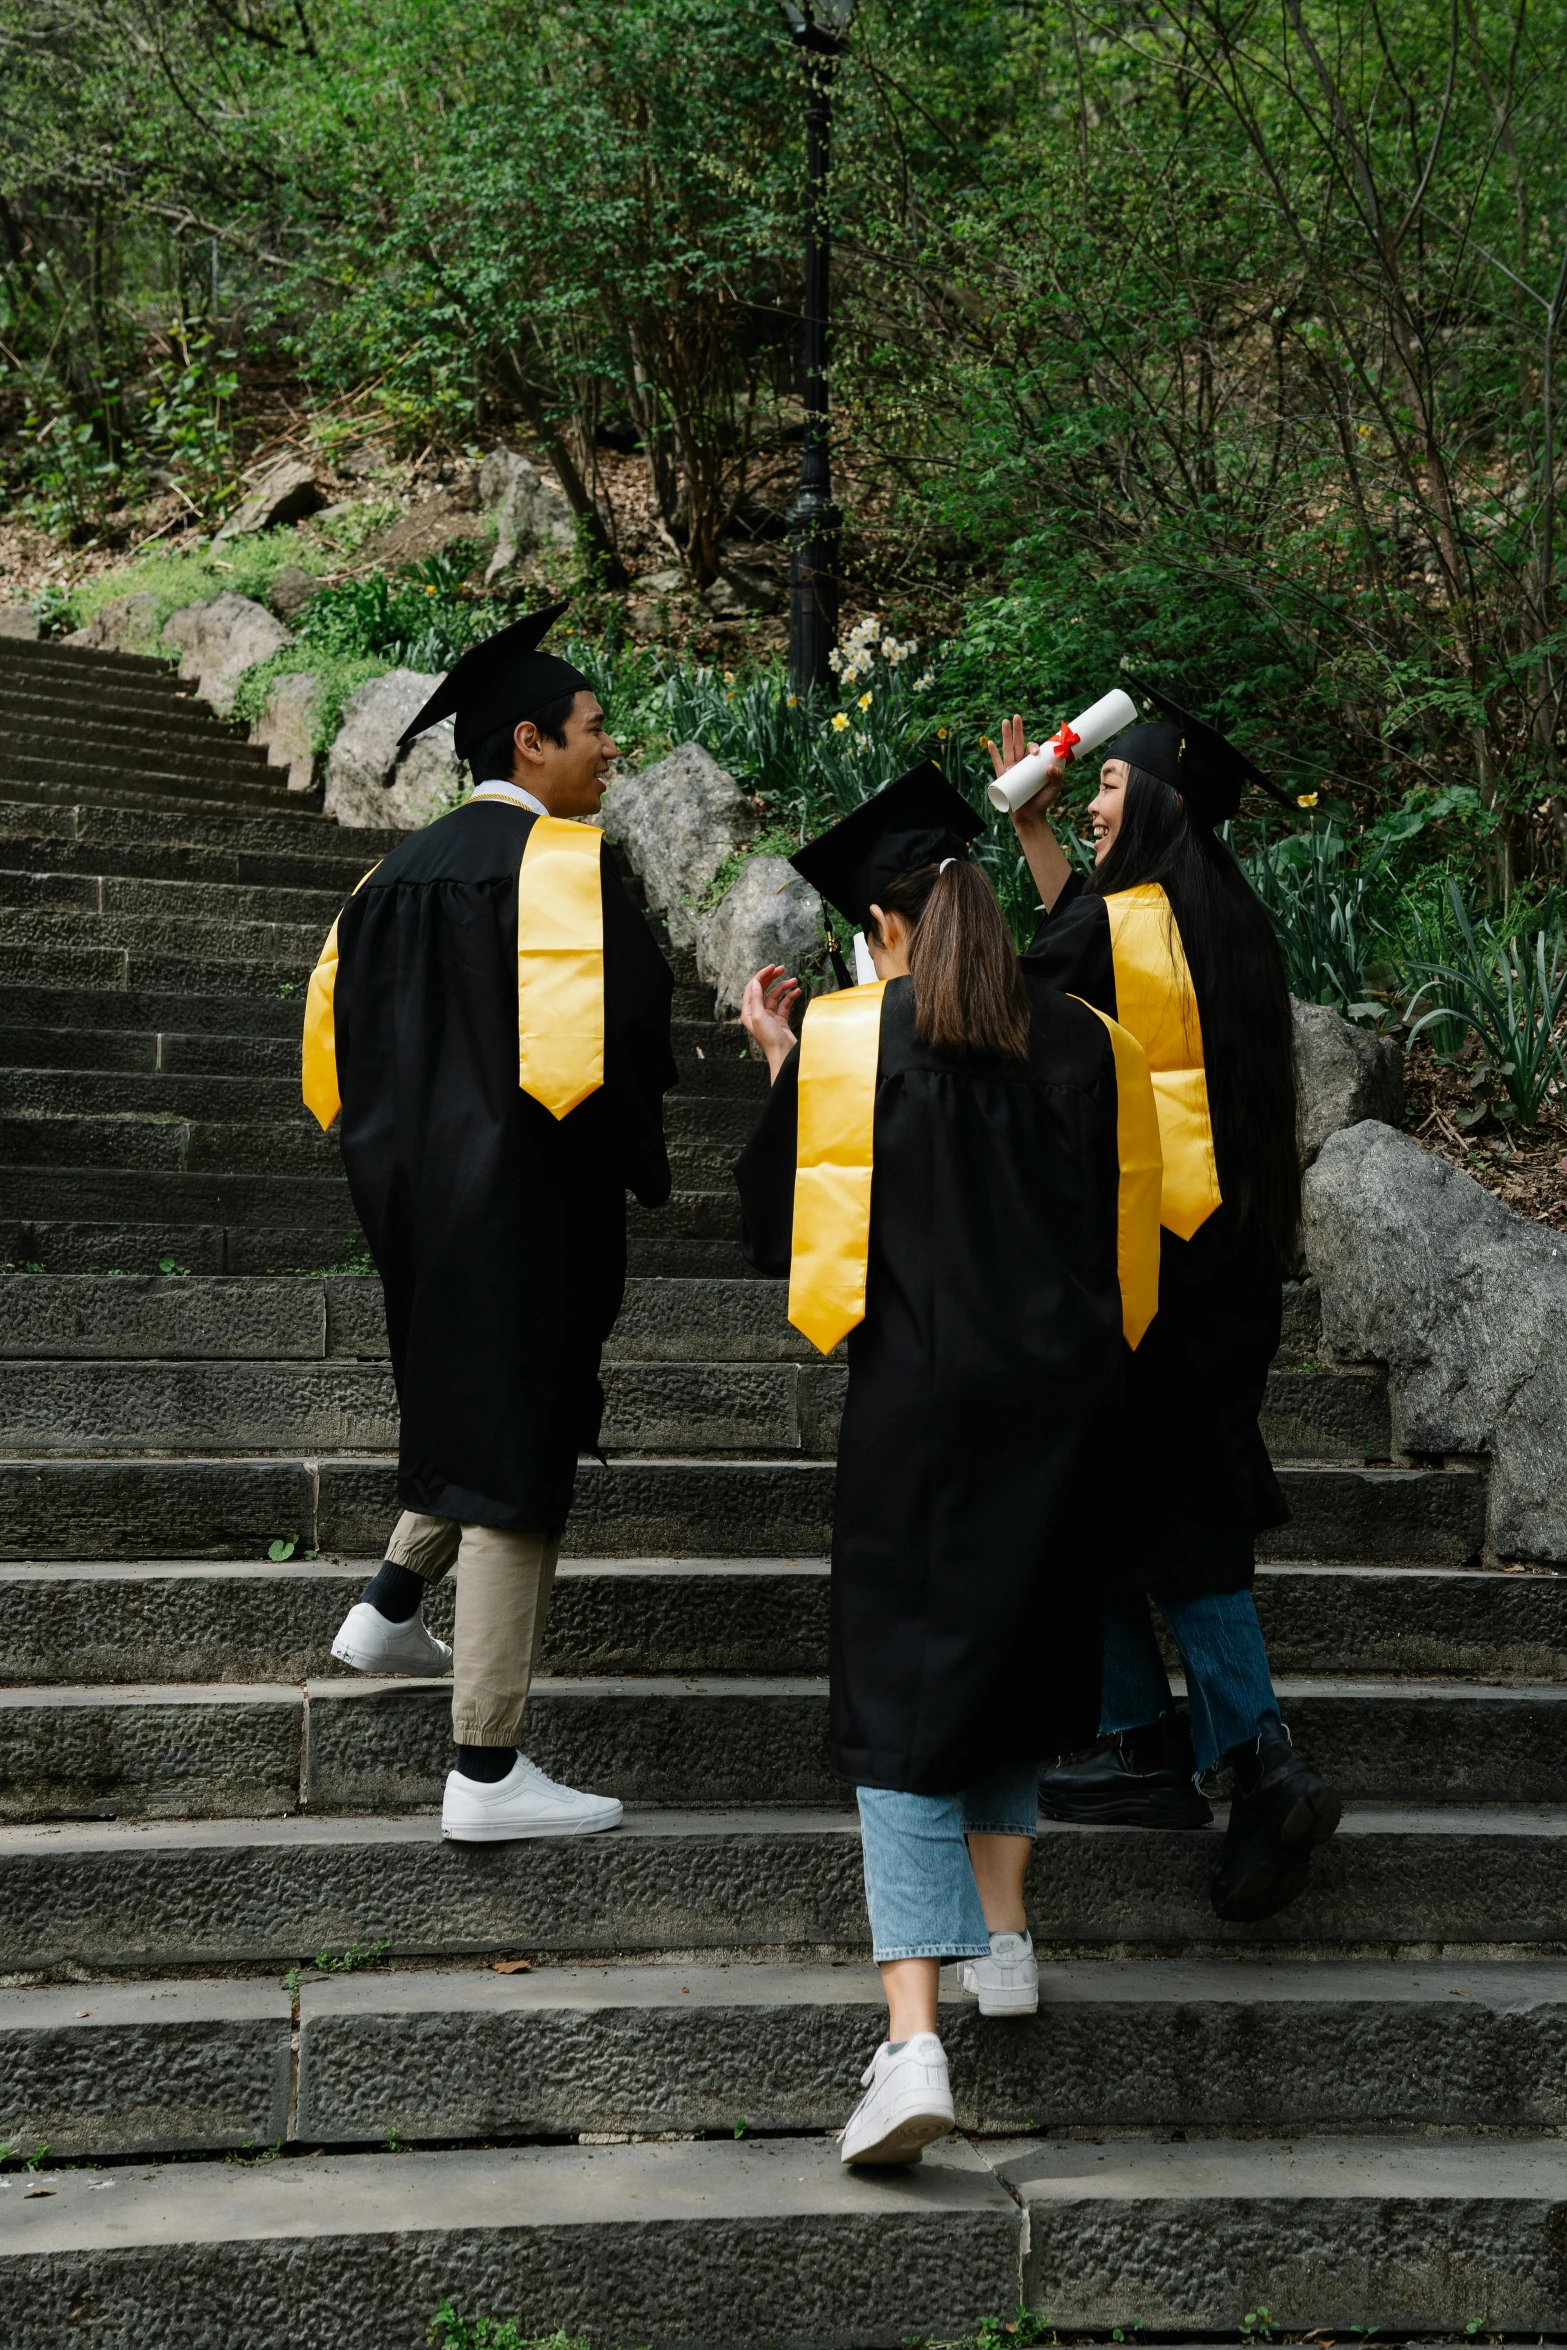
[455,1743,517,1783]
[360,1559,425,1623]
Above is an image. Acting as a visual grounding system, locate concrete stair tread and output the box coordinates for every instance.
[997,2129,1567,2193]
[7,1669,1565,1705]
[0,2135,1013,2350]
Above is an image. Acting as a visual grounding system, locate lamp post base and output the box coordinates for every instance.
[788,493,841,695]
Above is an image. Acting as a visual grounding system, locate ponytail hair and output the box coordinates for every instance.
[867,857,1031,1061]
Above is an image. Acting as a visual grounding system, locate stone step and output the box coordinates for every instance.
[0,1114,340,1176]
[0,1453,1484,1563]
[0,980,315,1041]
[0,676,266,737]
[0,828,392,897]
[0,682,273,751]
[0,1455,840,1559]
[4,1673,1565,1823]
[0,1026,299,1078]
[0,938,314,999]
[0,1358,851,1457]
[0,724,275,789]
[0,865,344,929]
[4,1559,1561,1690]
[0,1216,736,1280]
[0,904,325,968]
[5,1956,1565,2164]
[3,1805,1563,1973]
[0,1171,739,1250]
[0,1558,834,1684]
[0,755,305,817]
[0,796,406,873]
[0,1277,1389,1464]
[1004,2134,1567,2332]
[0,1087,756,1156]
[0,1273,800,1361]
[0,637,176,684]
[0,2137,1013,2350]
[0,1021,743,1096]
[0,1352,1387,1468]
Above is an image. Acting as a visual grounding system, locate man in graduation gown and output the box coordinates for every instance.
[303,603,676,1842]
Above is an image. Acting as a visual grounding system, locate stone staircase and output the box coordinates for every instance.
[0,634,311,819]
[0,679,1564,2344]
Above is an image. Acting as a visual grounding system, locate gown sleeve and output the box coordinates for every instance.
[601,852,678,1208]
[734,1044,800,1278]
[1021,872,1117,1015]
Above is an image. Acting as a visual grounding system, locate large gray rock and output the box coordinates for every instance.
[696,851,824,1015]
[162,593,292,717]
[212,456,325,547]
[323,668,461,829]
[248,671,323,795]
[1304,1120,1567,1561]
[1293,996,1403,1162]
[601,742,753,952]
[0,603,39,640]
[62,592,161,654]
[479,445,574,583]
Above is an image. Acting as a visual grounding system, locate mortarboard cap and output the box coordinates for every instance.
[1109,679,1295,827]
[396,600,592,760]
[789,759,984,928]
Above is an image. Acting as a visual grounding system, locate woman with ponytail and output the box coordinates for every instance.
[734,762,1161,2167]
[991,683,1341,1927]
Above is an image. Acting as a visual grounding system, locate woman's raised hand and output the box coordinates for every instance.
[987,713,1066,818]
[740,963,803,1081]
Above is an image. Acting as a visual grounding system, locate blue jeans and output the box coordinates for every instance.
[856,1763,1039,1962]
[1100,1588,1279,1774]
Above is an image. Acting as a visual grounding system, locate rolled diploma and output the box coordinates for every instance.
[985,687,1139,813]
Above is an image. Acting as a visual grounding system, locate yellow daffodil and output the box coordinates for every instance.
[787,693,798,708]
[832,711,850,731]
[858,691,873,711]
[937,725,949,739]
[1297,792,1320,807]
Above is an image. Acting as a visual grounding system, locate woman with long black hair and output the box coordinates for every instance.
[735,761,1161,2164]
[990,686,1342,1923]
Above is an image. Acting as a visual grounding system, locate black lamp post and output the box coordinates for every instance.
[778,0,855,694]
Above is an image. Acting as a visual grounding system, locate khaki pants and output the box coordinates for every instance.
[385,1510,560,1747]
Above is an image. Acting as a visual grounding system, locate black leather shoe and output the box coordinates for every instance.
[1038,1712,1214,1829]
[1209,1718,1342,1923]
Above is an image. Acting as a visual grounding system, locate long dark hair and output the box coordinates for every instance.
[868,857,1031,1061]
[1089,766,1300,1267]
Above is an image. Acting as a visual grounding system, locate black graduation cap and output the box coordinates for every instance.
[1110,679,1296,826]
[396,600,591,760]
[789,759,984,928]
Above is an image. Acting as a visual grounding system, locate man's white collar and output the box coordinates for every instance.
[470,779,550,818]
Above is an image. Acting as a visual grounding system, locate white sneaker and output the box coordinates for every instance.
[330,1601,452,1678]
[839,2034,955,2166]
[955,1929,1039,2017]
[441,1752,624,1843]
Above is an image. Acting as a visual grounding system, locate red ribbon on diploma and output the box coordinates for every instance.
[1050,721,1082,764]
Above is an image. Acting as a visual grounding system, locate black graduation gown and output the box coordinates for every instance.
[735,976,1129,1795]
[1023,873,1288,1597]
[333,800,676,1533]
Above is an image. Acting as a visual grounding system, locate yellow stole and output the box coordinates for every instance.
[787,980,887,1356]
[299,811,605,1132]
[515,815,604,1119]
[302,864,383,1131]
[1104,884,1221,1240]
[785,979,1162,1356]
[1073,1004,1163,1349]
